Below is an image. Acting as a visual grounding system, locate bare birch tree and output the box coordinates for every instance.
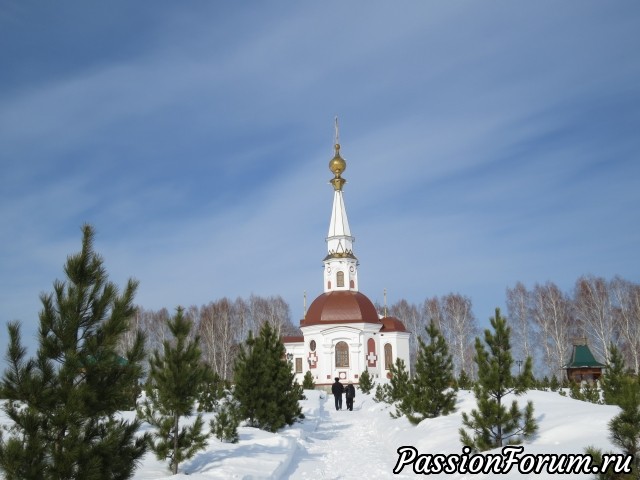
[389,299,424,371]
[139,307,171,357]
[573,275,617,364]
[441,293,477,378]
[530,282,573,379]
[505,282,535,363]
[198,298,237,380]
[422,297,445,335]
[422,294,477,378]
[248,294,297,337]
[610,276,640,373]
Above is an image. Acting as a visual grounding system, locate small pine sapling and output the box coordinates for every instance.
[197,371,227,413]
[209,390,240,444]
[373,384,391,403]
[233,322,304,432]
[302,370,316,390]
[358,370,375,394]
[459,308,538,452]
[457,370,473,390]
[403,321,457,425]
[137,307,210,475]
[601,344,628,406]
[388,358,411,418]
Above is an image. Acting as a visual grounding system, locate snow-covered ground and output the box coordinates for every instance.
[124,388,619,479]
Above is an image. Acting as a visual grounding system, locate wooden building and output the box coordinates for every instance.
[563,342,605,382]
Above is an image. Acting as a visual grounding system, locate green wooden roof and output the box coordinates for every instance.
[565,344,605,368]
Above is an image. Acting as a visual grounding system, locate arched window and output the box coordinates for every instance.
[384,343,393,370]
[367,338,377,367]
[335,341,349,368]
[309,340,317,352]
[336,271,345,287]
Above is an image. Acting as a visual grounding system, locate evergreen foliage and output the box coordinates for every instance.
[539,376,550,391]
[601,344,628,406]
[373,383,391,403]
[209,390,240,444]
[385,358,411,418]
[456,369,473,390]
[609,377,640,465]
[0,224,147,480]
[586,375,640,479]
[401,321,457,425]
[387,357,411,404]
[567,380,602,404]
[372,360,409,408]
[549,375,560,392]
[302,370,316,390]
[233,322,304,432]
[569,380,583,400]
[358,369,375,394]
[459,308,538,452]
[137,307,210,475]
[197,371,227,413]
[581,381,602,404]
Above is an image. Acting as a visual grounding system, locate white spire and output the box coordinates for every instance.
[327,189,354,254]
[323,119,359,293]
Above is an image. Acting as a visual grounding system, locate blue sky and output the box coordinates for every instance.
[1,1,639,356]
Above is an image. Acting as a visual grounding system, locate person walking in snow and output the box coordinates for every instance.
[345,381,356,411]
[332,377,344,410]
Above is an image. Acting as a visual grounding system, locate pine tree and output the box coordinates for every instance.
[0,224,147,480]
[233,322,304,432]
[373,383,391,403]
[137,307,210,475]
[197,371,227,413]
[608,376,640,476]
[601,344,628,406]
[457,369,473,390]
[581,381,601,404]
[388,358,412,418]
[358,369,375,394]
[302,370,316,390]
[388,357,411,403]
[540,376,550,391]
[569,380,584,401]
[209,390,240,444]
[402,321,457,425]
[586,375,640,479]
[459,308,537,452]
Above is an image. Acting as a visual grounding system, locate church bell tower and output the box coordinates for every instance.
[323,119,359,293]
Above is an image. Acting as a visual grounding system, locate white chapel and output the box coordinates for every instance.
[283,126,411,388]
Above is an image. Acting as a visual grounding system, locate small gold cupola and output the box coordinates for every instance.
[329,118,347,191]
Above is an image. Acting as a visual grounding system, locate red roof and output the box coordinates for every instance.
[282,336,304,344]
[380,316,408,332]
[301,291,381,327]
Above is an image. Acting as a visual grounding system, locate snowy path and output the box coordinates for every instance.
[285,394,414,479]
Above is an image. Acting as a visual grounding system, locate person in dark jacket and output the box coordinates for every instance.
[345,381,356,411]
[331,377,344,410]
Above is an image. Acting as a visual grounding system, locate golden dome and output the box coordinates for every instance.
[329,144,346,177]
